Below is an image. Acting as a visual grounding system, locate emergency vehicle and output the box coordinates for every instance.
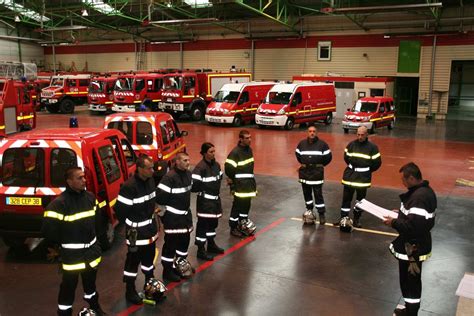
[342,96,395,133]
[112,72,164,112]
[205,82,275,126]
[88,75,117,113]
[0,128,137,250]
[104,112,187,180]
[41,74,90,114]
[255,82,336,130]
[159,70,252,121]
[0,78,36,136]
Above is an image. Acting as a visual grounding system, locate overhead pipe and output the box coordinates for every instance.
[323,2,443,13]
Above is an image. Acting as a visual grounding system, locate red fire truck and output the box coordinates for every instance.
[0,128,137,250]
[41,74,91,114]
[342,96,395,134]
[205,82,275,126]
[88,75,117,114]
[159,70,252,121]
[112,72,164,112]
[0,78,36,136]
[255,82,336,130]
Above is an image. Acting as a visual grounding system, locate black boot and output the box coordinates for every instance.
[125,282,142,305]
[197,244,214,261]
[89,294,107,315]
[162,268,181,282]
[318,213,326,225]
[207,239,225,254]
[353,212,362,228]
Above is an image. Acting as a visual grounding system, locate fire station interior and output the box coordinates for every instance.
[1,1,474,316]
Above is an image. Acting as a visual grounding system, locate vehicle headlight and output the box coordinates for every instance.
[277,108,286,115]
[223,109,229,114]
[344,115,348,120]
[206,107,210,113]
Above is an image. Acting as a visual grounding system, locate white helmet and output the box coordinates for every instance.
[238,219,257,236]
[339,216,353,233]
[174,257,194,278]
[144,278,167,302]
[302,210,316,225]
[78,308,97,316]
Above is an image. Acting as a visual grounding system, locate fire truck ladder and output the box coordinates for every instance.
[135,41,147,71]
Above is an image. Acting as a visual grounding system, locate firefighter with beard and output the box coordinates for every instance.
[192,142,225,261]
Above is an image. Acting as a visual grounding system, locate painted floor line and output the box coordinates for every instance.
[290,217,398,237]
[116,217,286,316]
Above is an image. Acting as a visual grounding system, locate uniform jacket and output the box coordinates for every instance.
[156,167,193,234]
[115,173,158,245]
[192,158,223,217]
[390,180,436,261]
[295,137,332,184]
[225,144,256,198]
[342,139,381,187]
[42,187,101,271]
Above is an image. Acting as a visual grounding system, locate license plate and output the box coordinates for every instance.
[6,197,42,206]
[261,120,274,125]
[172,104,183,111]
[167,98,172,102]
[209,118,221,123]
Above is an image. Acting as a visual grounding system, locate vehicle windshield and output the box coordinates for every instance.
[1,148,45,187]
[353,100,378,113]
[114,77,133,91]
[267,91,292,104]
[50,77,64,87]
[214,90,240,103]
[164,76,183,90]
[89,80,105,93]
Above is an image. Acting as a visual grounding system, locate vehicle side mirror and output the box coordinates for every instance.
[346,108,350,111]
[181,130,188,137]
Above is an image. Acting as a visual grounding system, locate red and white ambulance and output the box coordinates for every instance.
[255,82,336,130]
[342,96,395,133]
[205,82,275,126]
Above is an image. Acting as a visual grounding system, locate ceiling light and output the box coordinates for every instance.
[82,0,119,15]
[45,25,89,31]
[1,0,50,22]
[14,15,20,22]
[81,9,88,17]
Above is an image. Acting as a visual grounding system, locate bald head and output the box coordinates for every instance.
[357,126,368,142]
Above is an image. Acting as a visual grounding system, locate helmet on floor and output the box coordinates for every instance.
[78,308,97,316]
[302,209,316,225]
[238,218,257,236]
[174,257,194,278]
[144,278,167,301]
[339,216,353,233]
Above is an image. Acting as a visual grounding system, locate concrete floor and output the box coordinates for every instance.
[0,107,473,316]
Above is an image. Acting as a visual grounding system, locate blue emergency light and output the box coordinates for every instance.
[69,116,79,128]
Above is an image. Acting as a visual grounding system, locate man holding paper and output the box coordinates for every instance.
[383,162,437,316]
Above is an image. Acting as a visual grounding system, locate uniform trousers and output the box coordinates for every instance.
[229,196,251,229]
[399,259,423,315]
[123,242,156,283]
[301,183,326,213]
[57,267,98,316]
[161,232,190,270]
[340,185,367,217]
[195,217,219,245]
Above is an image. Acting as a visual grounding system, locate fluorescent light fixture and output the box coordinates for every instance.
[184,0,212,8]
[82,0,120,15]
[81,9,88,17]
[0,34,40,41]
[150,41,167,44]
[151,18,219,25]
[14,15,20,22]
[39,41,72,46]
[0,0,50,22]
[45,25,89,31]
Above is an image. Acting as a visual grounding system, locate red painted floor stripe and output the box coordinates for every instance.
[116,217,286,316]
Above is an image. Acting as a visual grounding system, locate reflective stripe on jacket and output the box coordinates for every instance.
[342,139,381,187]
[225,144,257,197]
[295,137,332,183]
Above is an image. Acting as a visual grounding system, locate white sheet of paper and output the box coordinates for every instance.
[456,273,474,299]
[355,199,399,220]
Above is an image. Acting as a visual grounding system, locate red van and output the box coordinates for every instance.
[255,82,336,130]
[0,128,137,250]
[205,82,275,126]
[342,96,395,134]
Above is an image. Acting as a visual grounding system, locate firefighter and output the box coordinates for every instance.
[295,125,332,225]
[192,142,225,261]
[225,130,257,237]
[115,154,159,305]
[337,126,381,228]
[383,162,436,316]
[41,167,104,316]
[156,152,194,282]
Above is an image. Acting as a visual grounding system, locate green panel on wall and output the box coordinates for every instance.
[398,41,421,73]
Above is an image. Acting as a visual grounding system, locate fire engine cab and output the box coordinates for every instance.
[159,70,252,121]
[205,82,275,126]
[0,128,137,250]
[342,96,395,134]
[41,74,90,114]
[88,75,117,113]
[255,82,336,130]
[104,112,187,181]
[0,78,36,136]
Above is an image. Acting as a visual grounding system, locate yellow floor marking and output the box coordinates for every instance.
[456,178,474,187]
[290,217,399,237]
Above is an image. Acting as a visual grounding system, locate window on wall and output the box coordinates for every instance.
[318,41,331,61]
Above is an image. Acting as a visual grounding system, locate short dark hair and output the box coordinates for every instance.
[239,130,250,139]
[200,142,214,155]
[175,152,189,161]
[136,154,153,169]
[399,162,422,180]
[65,167,82,181]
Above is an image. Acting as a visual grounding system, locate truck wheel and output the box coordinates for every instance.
[97,213,114,251]
[46,103,59,113]
[324,112,333,125]
[60,99,75,114]
[232,115,243,127]
[284,118,294,130]
[388,120,395,130]
[191,104,204,121]
[343,128,349,133]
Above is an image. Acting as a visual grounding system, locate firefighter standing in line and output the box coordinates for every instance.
[225,130,257,237]
[192,142,225,261]
[115,155,159,305]
[156,152,194,282]
[337,126,381,228]
[41,167,105,316]
[383,162,436,316]
[295,125,332,225]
